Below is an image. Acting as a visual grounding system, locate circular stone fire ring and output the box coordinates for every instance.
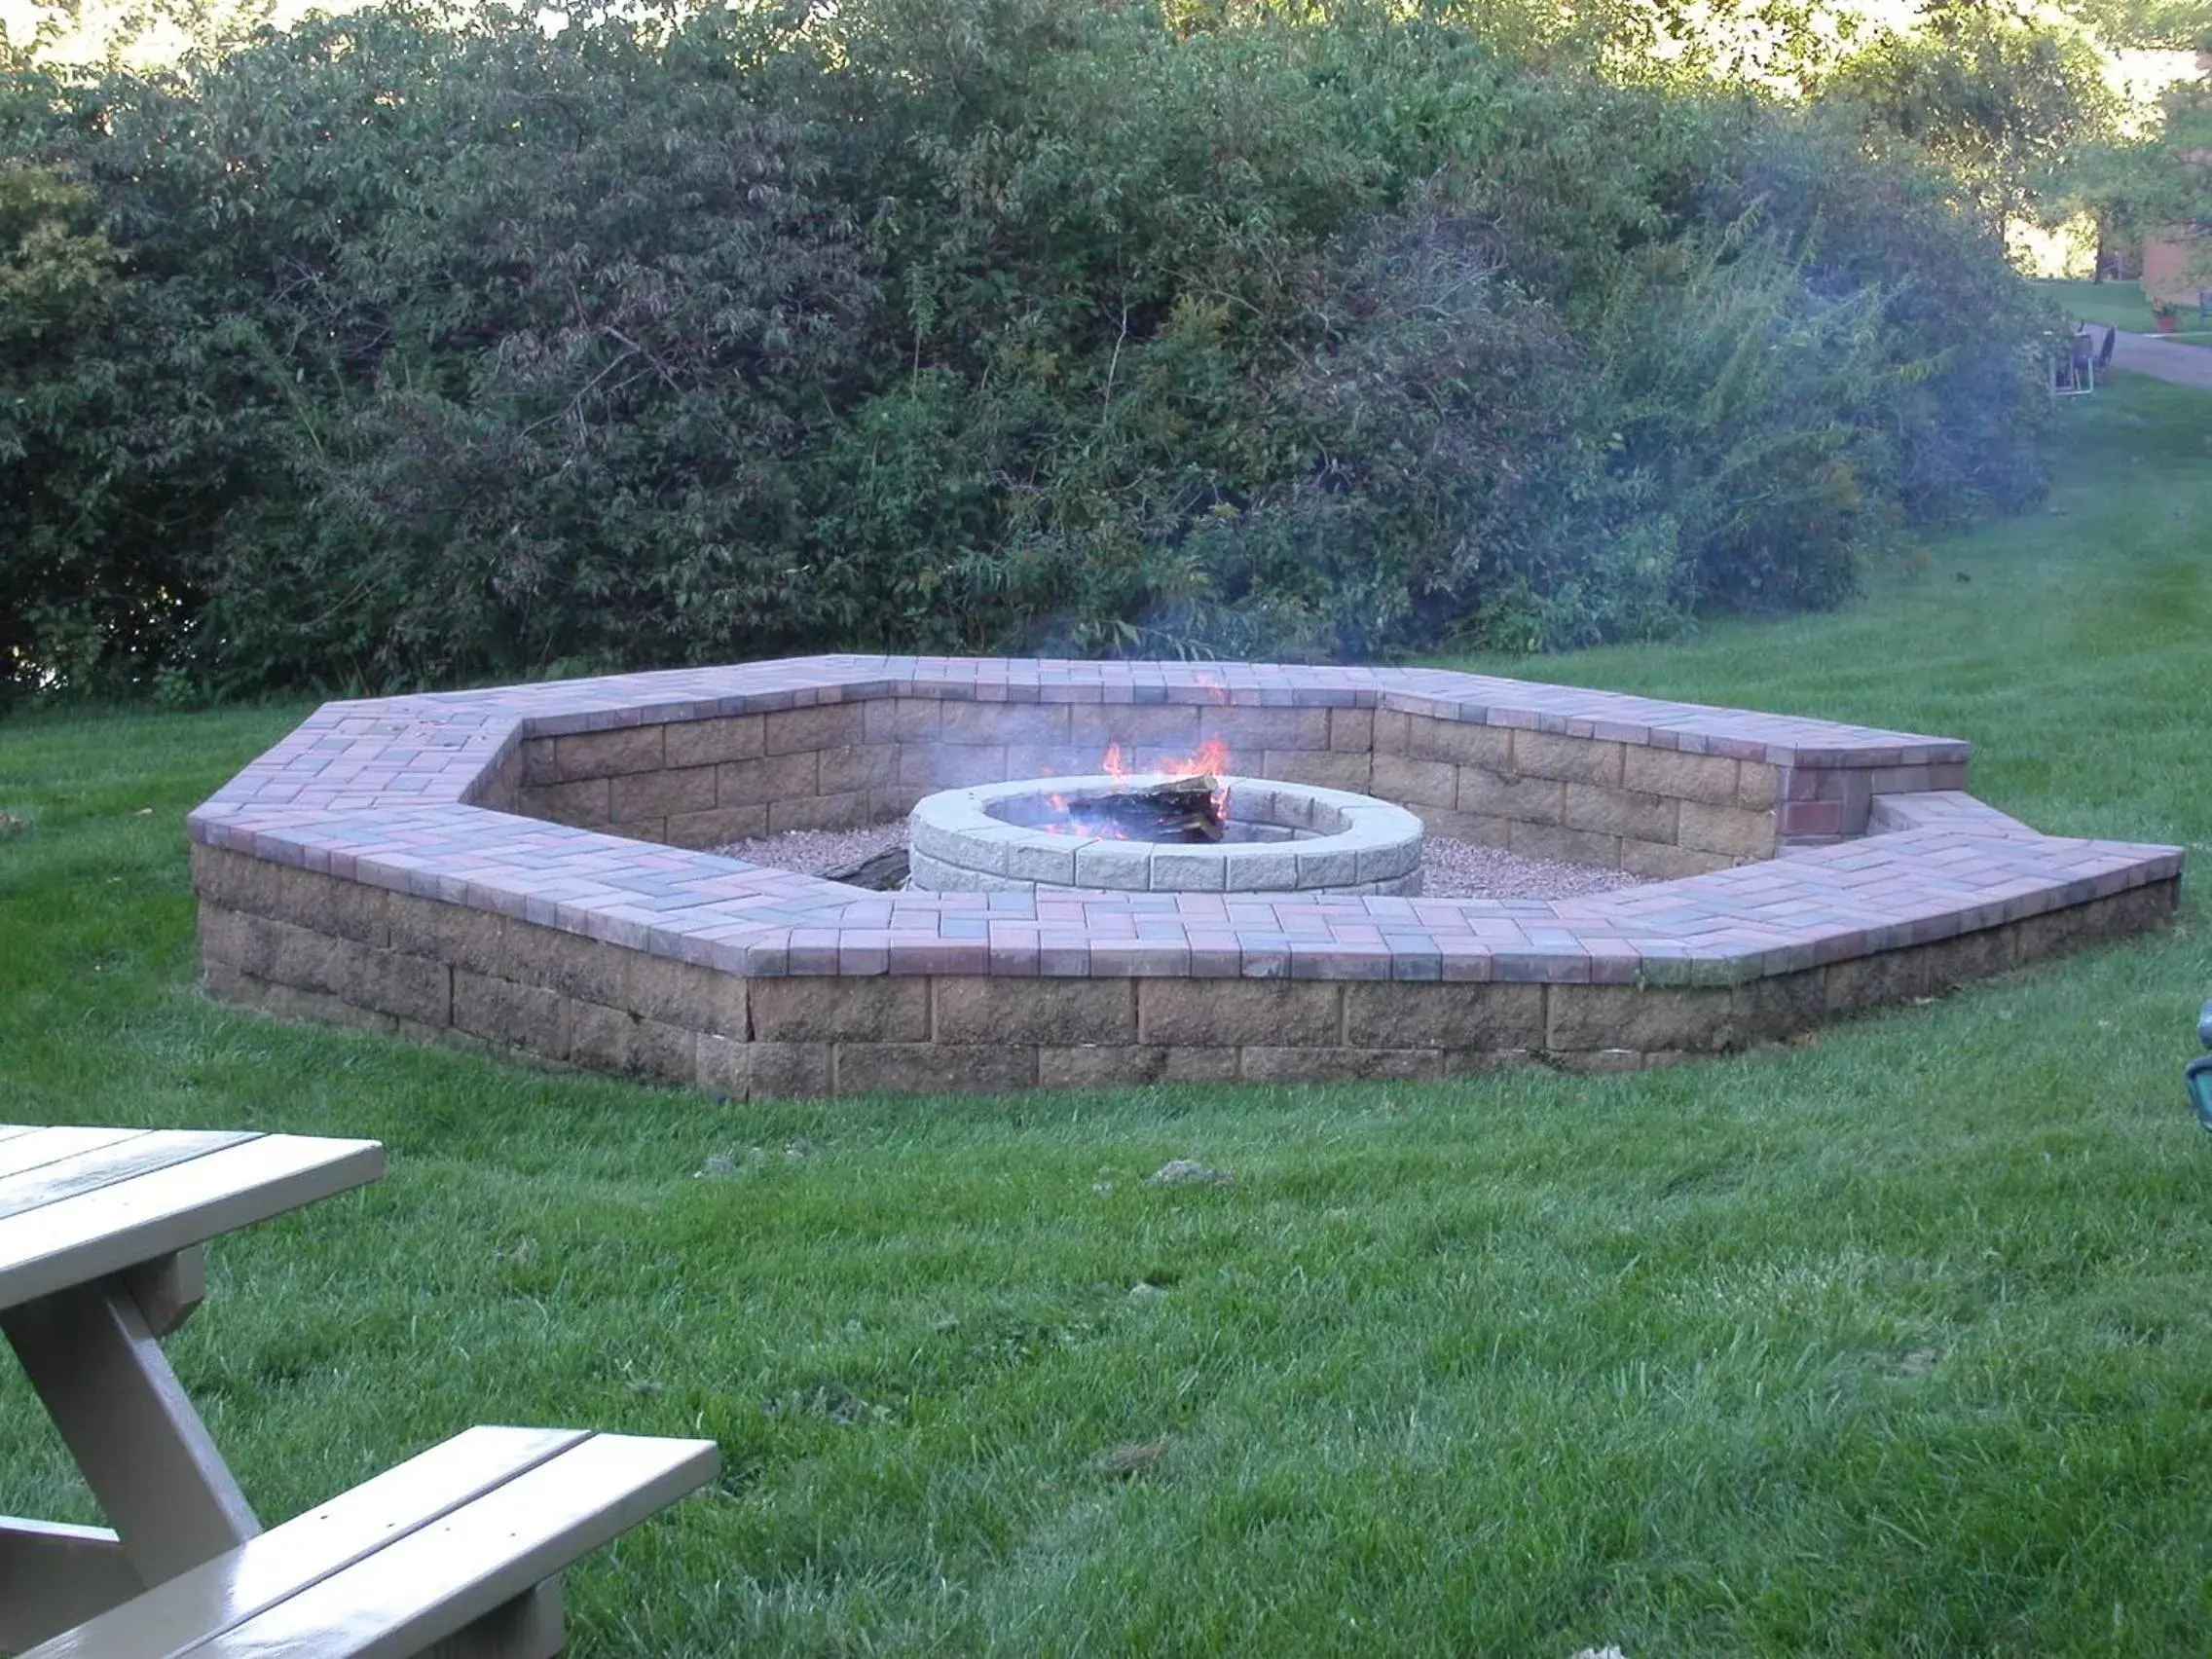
[909,774,1423,896]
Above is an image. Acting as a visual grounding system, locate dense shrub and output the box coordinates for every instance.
[0,0,2052,699]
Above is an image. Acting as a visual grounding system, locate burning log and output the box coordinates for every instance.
[1068,774,1225,843]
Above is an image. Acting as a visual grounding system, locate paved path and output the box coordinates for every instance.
[2084,325,2212,390]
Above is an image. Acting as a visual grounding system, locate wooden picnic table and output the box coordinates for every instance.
[0,1123,385,1647]
[1,1122,717,1659]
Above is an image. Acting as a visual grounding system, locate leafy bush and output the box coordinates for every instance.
[0,0,2052,699]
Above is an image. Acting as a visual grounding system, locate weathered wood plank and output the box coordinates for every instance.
[191,1434,718,1659]
[0,1135,384,1312]
[0,1131,257,1224]
[0,1127,148,1183]
[21,1428,591,1659]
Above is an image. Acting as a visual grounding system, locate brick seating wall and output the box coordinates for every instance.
[183,657,2175,1101]
[487,693,1969,877]
[193,844,2177,1093]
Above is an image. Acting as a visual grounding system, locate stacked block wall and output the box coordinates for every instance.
[498,695,1965,874]
[187,656,2176,1102]
[194,844,2178,1095]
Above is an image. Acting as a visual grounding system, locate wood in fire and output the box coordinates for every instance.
[1070,775,1225,842]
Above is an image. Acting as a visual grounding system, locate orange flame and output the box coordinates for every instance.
[1042,738,1235,838]
[1103,736,1231,784]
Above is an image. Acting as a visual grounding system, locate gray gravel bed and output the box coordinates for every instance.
[712,819,1645,901]
[1420,834,1646,901]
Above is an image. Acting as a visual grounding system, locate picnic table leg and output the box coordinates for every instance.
[0,1518,145,1650]
[2,1266,262,1586]
[421,1579,565,1659]
[125,1243,207,1337]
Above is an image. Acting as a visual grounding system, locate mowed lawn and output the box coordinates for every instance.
[2,376,2210,1657]
[2039,276,2212,350]
[2038,276,2162,333]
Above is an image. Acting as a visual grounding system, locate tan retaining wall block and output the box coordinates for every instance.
[863,698,941,744]
[665,715,764,768]
[763,703,865,756]
[819,745,898,793]
[1621,746,1740,806]
[554,725,664,782]
[454,969,570,1055]
[1137,979,1343,1047]
[1071,704,1200,749]
[1403,714,1511,768]
[610,765,717,824]
[623,951,747,1037]
[387,894,508,977]
[1329,709,1376,753]
[498,919,630,1007]
[1239,1047,1444,1081]
[1037,1045,1240,1088]
[1457,768,1564,825]
[1261,750,1374,792]
[835,1042,1038,1097]
[1370,754,1459,810]
[1512,731,1625,788]
[1343,981,1546,1050]
[570,1000,696,1077]
[1200,707,1330,753]
[896,745,1008,789]
[936,977,1138,1046]
[1736,761,1780,810]
[519,776,612,827]
[752,976,930,1042]
[940,702,1072,746]
[1677,799,1776,860]
[1561,783,1677,844]
[719,752,821,807]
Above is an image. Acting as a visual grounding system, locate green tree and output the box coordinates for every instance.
[1824,4,2120,238]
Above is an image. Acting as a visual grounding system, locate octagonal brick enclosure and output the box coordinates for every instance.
[190,656,2182,1099]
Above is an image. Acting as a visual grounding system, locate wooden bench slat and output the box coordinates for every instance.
[0,1124,52,1147]
[192,1433,718,1659]
[0,1131,259,1224]
[0,1136,385,1313]
[23,1428,590,1659]
[0,1127,151,1182]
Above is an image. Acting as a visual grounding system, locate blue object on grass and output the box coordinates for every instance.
[2190,999,2212,1131]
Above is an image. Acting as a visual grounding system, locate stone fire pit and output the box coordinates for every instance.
[909,774,1424,896]
[188,655,2183,1099]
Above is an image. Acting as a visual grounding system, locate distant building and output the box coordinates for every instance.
[2138,51,2211,306]
[2142,226,2207,305]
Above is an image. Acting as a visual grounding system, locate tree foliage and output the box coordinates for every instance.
[1825,3,2120,234]
[0,0,2053,699]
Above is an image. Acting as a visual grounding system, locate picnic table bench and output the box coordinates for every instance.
[0,1124,716,1657]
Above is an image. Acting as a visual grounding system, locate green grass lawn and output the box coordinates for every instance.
[2038,276,2212,348]
[2038,276,2160,332]
[4,379,2212,1656]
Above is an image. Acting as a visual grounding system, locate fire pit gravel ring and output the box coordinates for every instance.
[909,774,1424,895]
